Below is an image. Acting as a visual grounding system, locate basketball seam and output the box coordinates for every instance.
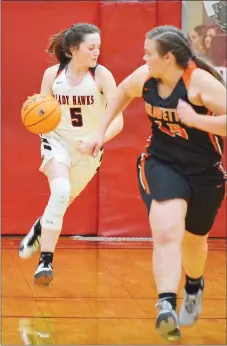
[36,117,60,134]
[23,98,55,123]
[26,104,60,128]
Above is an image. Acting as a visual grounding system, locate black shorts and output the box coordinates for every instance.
[137,155,226,236]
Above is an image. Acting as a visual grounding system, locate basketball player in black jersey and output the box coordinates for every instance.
[79,26,226,341]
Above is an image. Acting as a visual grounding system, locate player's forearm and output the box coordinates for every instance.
[100,87,132,134]
[104,114,123,143]
[194,114,227,136]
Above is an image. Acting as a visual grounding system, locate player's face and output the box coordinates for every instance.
[204,28,216,49]
[71,33,101,67]
[143,39,170,78]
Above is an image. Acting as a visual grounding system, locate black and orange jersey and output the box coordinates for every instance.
[142,62,224,175]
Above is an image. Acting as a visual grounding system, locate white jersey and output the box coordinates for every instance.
[52,65,106,140]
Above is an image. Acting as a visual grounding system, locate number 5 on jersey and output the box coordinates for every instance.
[70,107,83,127]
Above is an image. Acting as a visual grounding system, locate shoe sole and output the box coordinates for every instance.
[34,272,53,286]
[156,313,181,341]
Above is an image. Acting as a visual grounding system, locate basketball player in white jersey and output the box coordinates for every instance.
[19,23,123,285]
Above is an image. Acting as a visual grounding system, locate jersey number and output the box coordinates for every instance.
[155,121,188,139]
[70,107,83,127]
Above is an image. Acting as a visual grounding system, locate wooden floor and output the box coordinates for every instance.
[1,238,226,345]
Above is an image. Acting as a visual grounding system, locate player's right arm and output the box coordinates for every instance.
[99,65,149,134]
[40,65,59,96]
[78,65,149,156]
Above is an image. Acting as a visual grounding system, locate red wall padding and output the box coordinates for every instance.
[2,1,100,235]
[98,0,182,237]
[2,1,226,237]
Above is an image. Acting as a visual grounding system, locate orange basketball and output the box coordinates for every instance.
[21,94,61,134]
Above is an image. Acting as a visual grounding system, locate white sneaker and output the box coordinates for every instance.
[179,288,204,326]
[19,218,41,259]
[155,300,181,341]
[34,262,53,285]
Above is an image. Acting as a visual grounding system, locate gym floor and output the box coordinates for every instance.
[1,237,226,345]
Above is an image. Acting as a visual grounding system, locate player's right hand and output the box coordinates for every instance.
[78,131,105,157]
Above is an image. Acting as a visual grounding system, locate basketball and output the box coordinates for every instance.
[21,94,61,134]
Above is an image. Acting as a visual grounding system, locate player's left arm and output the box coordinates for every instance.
[96,65,124,143]
[178,69,226,136]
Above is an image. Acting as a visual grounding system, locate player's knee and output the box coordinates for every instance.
[42,177,71,230]
[50,177,71,202]
[153,223,184,246]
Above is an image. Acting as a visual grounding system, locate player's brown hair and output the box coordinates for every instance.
[47,23,100,64]
[146,25,225,85]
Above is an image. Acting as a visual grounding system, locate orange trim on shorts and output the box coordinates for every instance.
[140,156,150,195]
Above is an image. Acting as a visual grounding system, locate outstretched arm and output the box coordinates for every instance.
[99,65,149,136]
[79,65,149,156]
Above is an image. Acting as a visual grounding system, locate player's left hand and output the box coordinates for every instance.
[177,99,199,128]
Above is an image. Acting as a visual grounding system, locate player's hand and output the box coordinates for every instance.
[177,99,199,128]
[78,131,105,157]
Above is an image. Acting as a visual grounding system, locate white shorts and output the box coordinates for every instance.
[39,131,103,198]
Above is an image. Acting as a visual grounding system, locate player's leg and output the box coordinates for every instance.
[34,158,71,285]
[19,135,71,260]
[137,155,191,341]
[19,134,72,284]
[69,149,103,204]
[179,180,225,326]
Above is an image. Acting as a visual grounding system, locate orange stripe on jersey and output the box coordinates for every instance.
[182,61,197,90]
[207,110,223,155]
[182,63,223,157]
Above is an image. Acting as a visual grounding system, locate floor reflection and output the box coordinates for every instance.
[18,318,55,345]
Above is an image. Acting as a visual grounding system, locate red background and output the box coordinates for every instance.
[2,1,226,237]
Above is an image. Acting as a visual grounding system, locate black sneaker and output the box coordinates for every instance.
[34,261,53,285]
[155,300,181,341]
[19,218,41,259]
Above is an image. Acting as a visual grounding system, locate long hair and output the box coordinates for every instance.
[146,25,225,85]
[47,23,100,64]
